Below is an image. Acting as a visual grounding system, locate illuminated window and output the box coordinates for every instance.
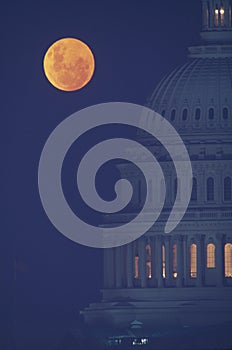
[207,243,215,268]
[214,8,219,26]
[134,256,139,279]
[224,177,232,201]
[191,177,197,201]
[207,177,214,201]
[162,245,166,278]
[224,243,232,277]
[173,244,177,278]
[146,244,152,279]
[190,243,197,278]
[220,8,225,26]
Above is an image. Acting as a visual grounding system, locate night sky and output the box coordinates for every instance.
[3,0,202,349]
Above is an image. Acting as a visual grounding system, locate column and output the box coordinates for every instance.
[164,235,171,285]
[177,235,184,287]
[115,247,121,288]
[196,234,203,287]
[138,238,147,288]
[151,236,156,286]
[216,233,224,287]
[104,248,114,288]
[155,235,163,288]
[126,243,133,288]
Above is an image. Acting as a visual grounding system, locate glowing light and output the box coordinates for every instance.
[215,9,219,14]
[220,8,225,15]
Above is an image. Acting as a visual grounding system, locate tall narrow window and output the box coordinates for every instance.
[173,244,177,278]
[222,107,229,120]
[134,256,139,279]
[146,244,152,279]
[182,108,188,121]
[190,243,197,278]
[224,243,232,277]
[171,109,176,121]
[207,243,216,268]
[191,177,197,201]
[224,177,232,201]
[214,8,219,26]
[162,245,166,278]
[208,107,214,120]
[195,108,201,121]
[207,177,214,201]
[220,8,225,26]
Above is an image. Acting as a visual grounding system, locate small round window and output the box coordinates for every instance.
[182,108,188,121]
[208,107,214,120]
[195,108,201,121]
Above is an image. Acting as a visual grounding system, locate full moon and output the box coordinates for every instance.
[43,38,95,91]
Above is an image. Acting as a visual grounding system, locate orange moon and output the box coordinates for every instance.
[43,38,95,91]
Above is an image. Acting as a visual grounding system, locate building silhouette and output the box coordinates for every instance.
[82,1,232,348]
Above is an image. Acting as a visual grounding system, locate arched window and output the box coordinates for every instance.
[146,244,152,279]
[195,108,201,121]
[173,244,177,278]
[224,177,232,201]
[161,110,166,117]
[134,255,139,279]
[190,243,197,278]
[182,108,188,121]
[207,243,216,268]
[224,243,232,277]
[191,177,197,201]
[208,107,214,120]
[171,109,176,121]
[222,107,229,120]
[162,244,166,278]
[207,177,214,201]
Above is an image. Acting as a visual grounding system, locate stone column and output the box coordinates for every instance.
[126,243,133,288]
[139,238,147,288]
[164,235,171,285]
[115,247,121,288]
[177,235,184,287]
[104,248,114,288]
[155,235,163,288]
[196,234,204,287]
[216,233,224,287]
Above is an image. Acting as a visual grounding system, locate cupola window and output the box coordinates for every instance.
[207,243,216,268]
[207,177,214,201]
[224,177,232,201]
[191,177,197,201]
[171,109,176,121]
[190,243,197,278]
[224,243,232,277]
[222,107,229,120]
[195,108,201,121]
[182,108,188,121]
[208,107,214,120]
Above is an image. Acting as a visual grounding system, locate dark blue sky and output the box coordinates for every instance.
[3,0,201,349]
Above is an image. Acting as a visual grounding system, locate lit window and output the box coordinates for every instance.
[207,177,214,201]
[134,256,139,279]
[190,243,197,278]
[214,9,219,26]
[224,243,232,277]
[207,243,215,268]
[220,8,225,26]
[146,244,152,279]
[162,245,166,278]
[173,244,177,278]
[224,177,232,201]
[191,177,197,201]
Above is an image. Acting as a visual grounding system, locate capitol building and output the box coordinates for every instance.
[82,1,232,348]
